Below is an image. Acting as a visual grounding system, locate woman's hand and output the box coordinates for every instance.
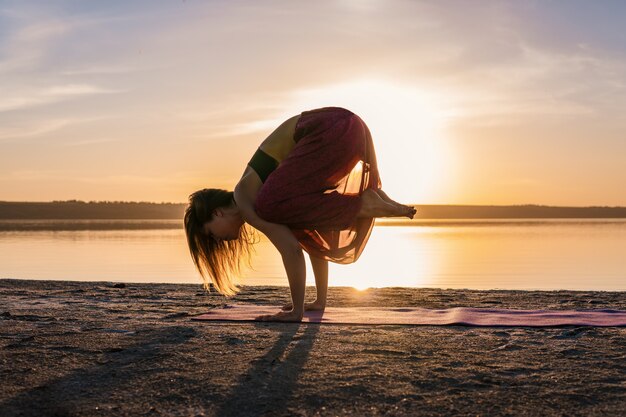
[255,309,304,322]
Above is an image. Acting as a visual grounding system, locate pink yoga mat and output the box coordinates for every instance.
[192,304,626,326]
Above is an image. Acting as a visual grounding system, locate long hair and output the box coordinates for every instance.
[183,188,258,297]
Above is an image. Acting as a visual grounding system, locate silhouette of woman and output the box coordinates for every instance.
[184,106,416,322]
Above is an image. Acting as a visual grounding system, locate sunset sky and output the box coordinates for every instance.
[1,0,625,206]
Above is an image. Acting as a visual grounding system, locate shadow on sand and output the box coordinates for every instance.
[0,325,197,416]
[214,320,322,417]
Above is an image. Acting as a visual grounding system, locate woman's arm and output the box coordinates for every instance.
[233,181,306,318]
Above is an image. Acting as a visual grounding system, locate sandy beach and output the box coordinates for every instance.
[1,278,625,416]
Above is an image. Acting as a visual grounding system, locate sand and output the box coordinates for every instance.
[1,279,625,416]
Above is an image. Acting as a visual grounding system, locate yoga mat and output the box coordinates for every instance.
[192,304,626,327]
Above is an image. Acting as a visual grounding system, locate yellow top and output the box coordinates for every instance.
[257,113,300,163]
[236,113,302,201]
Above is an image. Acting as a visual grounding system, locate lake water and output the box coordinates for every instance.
[1,219,624,291]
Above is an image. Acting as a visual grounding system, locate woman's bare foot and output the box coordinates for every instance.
[282,300,326,311]
[375,189,417,218]
[358,188,416,218]
[255,310,303,322]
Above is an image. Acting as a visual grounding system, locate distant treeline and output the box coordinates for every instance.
[415,204,626,219]
[0,201,186,219]
[0,200,625,219]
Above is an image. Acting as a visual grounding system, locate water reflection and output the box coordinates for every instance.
[328,226,438,290]
[1,219,625,291]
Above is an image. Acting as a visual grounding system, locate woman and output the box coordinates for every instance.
[184,107,416,322]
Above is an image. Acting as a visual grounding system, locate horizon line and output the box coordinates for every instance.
[0,200,625,209]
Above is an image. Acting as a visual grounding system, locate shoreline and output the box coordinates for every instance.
[2,278,626,306]
[1,279,625,416]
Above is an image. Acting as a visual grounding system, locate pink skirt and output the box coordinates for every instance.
[254,107,382,264]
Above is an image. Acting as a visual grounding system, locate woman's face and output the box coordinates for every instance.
[202,207,244,241]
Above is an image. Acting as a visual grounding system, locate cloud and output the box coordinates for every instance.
[0,16,71,73]
[0,115,112,141]
[60,65,141,75]
[43,84,118,96]
[60,137,120,147]
[445,40,626,125]
[0,84,124,113]
[0,118,74,140]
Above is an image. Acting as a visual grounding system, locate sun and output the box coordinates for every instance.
[287,78,458,204]
[328,226,436,290]
[352,283,370,291]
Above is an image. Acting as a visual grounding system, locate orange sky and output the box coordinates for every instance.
[1,1,625,206]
